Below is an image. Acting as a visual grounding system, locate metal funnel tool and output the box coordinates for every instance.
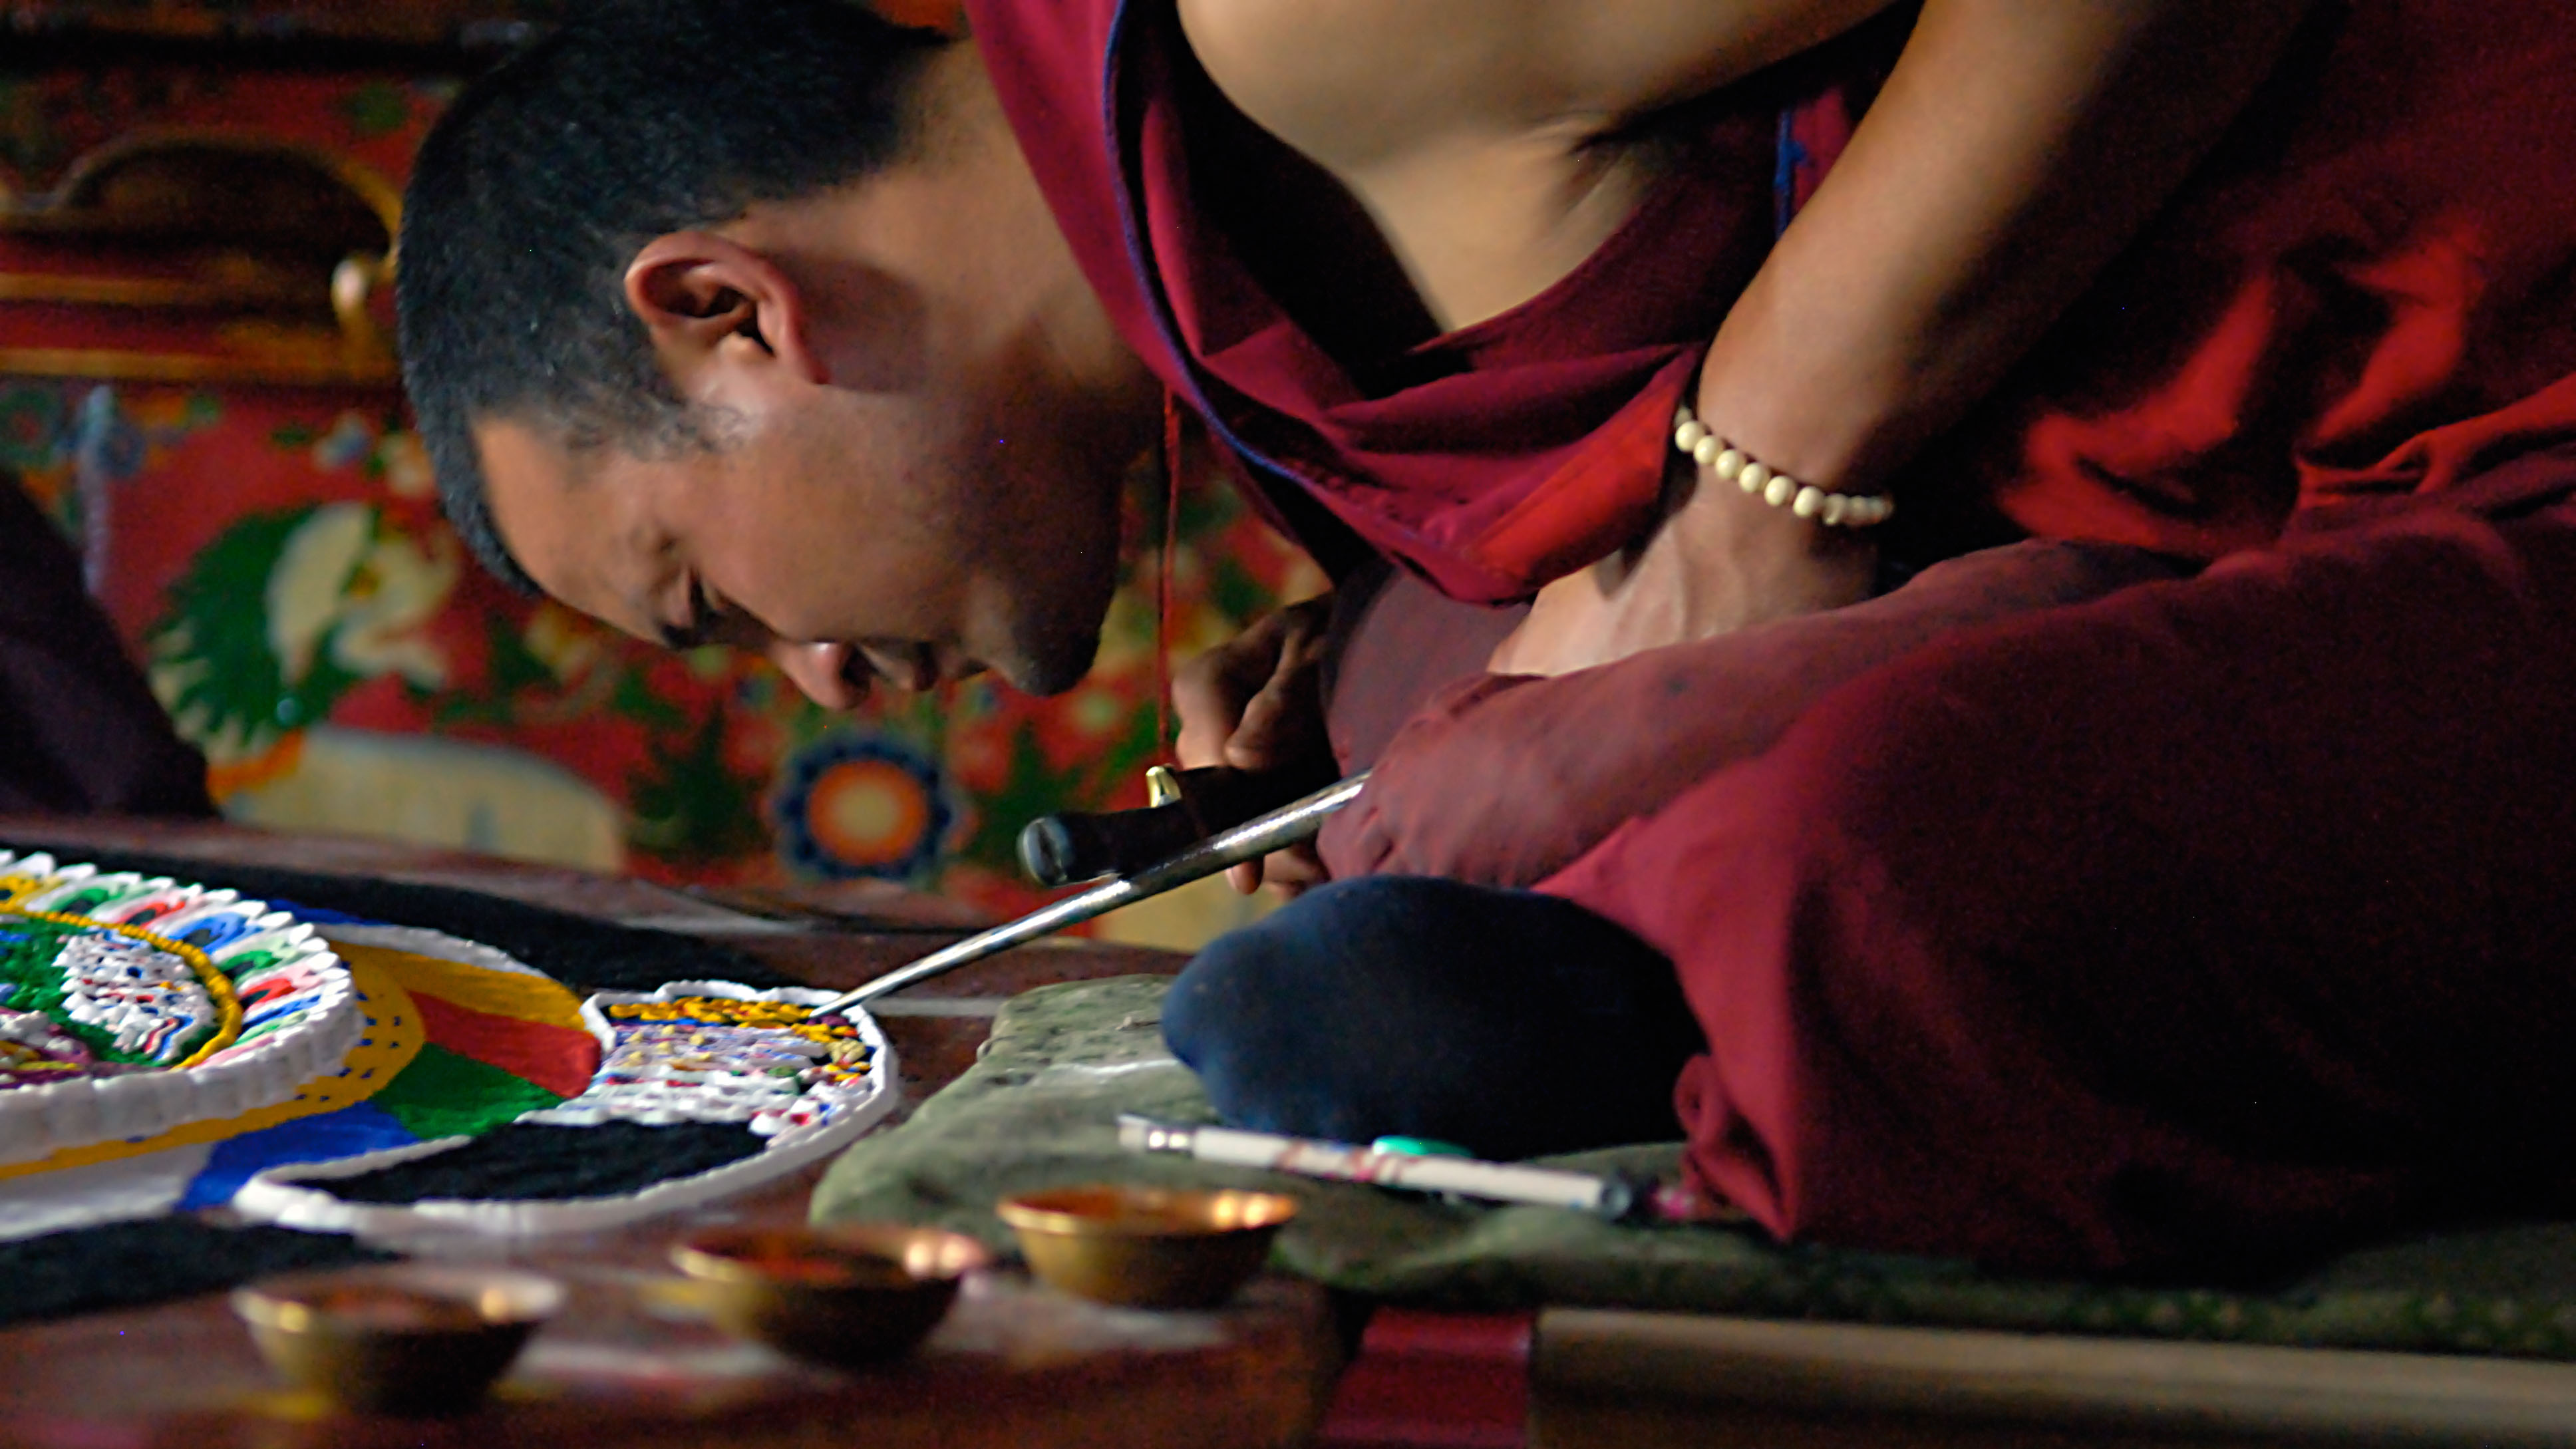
[802,772,1367,1017]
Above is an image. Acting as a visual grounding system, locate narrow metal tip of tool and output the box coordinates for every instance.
[802,772,1368,1019]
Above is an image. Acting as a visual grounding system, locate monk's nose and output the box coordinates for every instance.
[769,641,868,711]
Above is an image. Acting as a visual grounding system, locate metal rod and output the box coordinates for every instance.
[804,772,1368,1017]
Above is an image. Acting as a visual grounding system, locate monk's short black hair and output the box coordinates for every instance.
[397,0,947,589]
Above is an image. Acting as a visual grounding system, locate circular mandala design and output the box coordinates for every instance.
[0,852,359,1164]
[772,732,955,881]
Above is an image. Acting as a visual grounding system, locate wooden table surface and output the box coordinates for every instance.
[33,818,2576,1449]
[0,815,1342,1449]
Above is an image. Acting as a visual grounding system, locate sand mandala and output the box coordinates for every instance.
[0,852,897,1241]
[235,979,895,1237]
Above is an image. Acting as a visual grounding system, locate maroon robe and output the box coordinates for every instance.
[969,0,2576,1272]
[0,476,212,819]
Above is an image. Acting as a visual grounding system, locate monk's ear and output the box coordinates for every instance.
[624,232,829,395]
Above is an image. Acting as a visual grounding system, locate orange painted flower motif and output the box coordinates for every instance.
[772,733,955,882]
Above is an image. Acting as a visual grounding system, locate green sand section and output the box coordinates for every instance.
[815,976,2576,1361]
[368,1042,565,1140]
[0,915,194,1066]
[0,917,84,1033]
[37,886,119,917]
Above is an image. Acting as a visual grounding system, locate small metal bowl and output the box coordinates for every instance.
[670,1223,989,1367]
[996,1184,1298,1309]
[230,1263,562,1415]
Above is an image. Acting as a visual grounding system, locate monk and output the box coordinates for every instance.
[396,0,2576,1275]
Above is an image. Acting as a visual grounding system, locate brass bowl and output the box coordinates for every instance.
[670,1223,989,1367]
[230,1263,562,1415]
[996,1184,1298,1309]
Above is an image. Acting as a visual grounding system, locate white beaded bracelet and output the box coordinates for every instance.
[1672,404,1893,528]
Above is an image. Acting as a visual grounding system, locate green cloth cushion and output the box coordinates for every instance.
[814,976,2576,1359]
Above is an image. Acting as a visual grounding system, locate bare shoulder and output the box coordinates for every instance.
[1176,0,1900,169]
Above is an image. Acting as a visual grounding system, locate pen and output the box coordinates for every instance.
[1117,1114,1661,1221]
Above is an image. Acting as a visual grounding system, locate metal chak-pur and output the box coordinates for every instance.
[802,771,1367,1018]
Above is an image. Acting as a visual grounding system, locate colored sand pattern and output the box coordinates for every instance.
[523,995,876,1137]
[0,914,214,1074]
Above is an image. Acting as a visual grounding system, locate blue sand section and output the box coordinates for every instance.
[163,896,385,952]
[178,1102,418,1209]
[256,899,383,927]
[174,903,412,1208]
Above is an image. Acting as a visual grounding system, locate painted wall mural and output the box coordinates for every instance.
[1,60,1321,931]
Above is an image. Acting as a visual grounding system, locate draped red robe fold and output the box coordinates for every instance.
[969,0,2576,1271]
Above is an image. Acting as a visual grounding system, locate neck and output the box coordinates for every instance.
[923,45,1155,412]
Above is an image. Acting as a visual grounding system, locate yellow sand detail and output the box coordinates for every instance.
[342,942,586,1030]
